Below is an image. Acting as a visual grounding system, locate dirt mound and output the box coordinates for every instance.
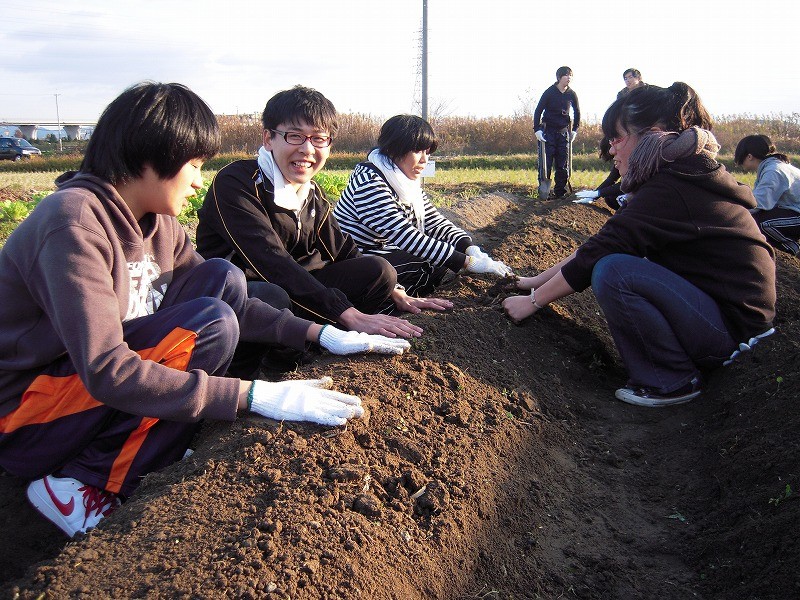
[2,189,799,599]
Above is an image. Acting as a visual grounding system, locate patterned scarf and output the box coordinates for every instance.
[621,127,721,193]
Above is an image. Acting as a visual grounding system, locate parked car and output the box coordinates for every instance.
[0,137,42,161]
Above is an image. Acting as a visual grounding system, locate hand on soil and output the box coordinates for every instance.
[340,309,423,339]
[393,288,453,314]
[502,294,538,323]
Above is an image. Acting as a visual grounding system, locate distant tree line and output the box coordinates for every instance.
[217,112,800,157]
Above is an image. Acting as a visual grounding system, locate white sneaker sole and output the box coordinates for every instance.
[614,388,701,407]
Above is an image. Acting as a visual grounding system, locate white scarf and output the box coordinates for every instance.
[257,145,312,212]
[367,148,426,231]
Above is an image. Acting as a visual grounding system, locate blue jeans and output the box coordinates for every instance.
[591,254,737,393]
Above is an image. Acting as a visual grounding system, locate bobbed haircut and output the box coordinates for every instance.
[377,115,438,164]
[262,85,338,138]
[623,68,642,79]
[734,134,788,165]
[601,81,713,139]
[81,81,219,184]
[556,66,572,80]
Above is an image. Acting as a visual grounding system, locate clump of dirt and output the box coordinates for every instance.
[2,188,798,599]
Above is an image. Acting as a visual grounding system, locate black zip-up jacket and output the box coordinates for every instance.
[196,159,360,322]
[533,84,580,132]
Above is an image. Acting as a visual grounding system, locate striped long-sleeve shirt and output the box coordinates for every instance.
[334,163,471,271]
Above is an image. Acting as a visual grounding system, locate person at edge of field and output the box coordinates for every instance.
[617,68,645,99]
[533,66,581,199]
[0,82,411,539]
[196,86,451,358]
[333,114,513,297]
[575,69,648,207]
[735,134,800,256]
[503,82,776,408]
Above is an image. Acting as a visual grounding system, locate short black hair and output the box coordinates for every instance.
[262,85,338,138]
[81,81,219,184]
[377,115,438,164]
[556,66,573,80]
[623,68,642,79]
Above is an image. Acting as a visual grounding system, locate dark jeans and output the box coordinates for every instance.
[544,126,570,195]
[591,254,737,393]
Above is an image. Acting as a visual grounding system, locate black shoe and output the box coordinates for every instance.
[549,190,568,199]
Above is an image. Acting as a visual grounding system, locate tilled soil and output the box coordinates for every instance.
[1,187,798,599]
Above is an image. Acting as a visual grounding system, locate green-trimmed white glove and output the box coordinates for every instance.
[466,254,514,277]
[575,190,599,199]
[318,325,410,355]
[535,130,546,143]
[249,377,363,426]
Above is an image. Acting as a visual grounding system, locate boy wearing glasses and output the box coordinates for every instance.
[198,86,434,350]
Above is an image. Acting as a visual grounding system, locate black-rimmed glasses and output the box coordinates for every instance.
[270,129,332,148]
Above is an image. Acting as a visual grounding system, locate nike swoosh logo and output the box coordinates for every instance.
[43,477,75,516]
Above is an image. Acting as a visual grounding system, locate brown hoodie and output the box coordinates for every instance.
[0,172,311,420]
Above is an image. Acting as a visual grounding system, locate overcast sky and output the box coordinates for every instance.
[2,0,798,125]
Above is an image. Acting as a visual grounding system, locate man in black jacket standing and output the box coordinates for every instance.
[534,66,580,199]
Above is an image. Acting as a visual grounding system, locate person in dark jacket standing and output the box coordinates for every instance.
[534,66,581,198]
[506,83,776,407]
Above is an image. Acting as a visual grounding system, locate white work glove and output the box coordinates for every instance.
[466,255,514,277]
[570,130,578,142]
[466,245,490,260]
[318,325,410,355]
[467,245,513,275]
[535,130,546,143]
[723,328,775,366]
[573,190,599,204]
[249,377,363,426]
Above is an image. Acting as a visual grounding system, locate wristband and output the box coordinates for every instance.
[530,289,544,309]
[247,382,255,411]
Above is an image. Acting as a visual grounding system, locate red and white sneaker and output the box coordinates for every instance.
[26,475,121,537]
